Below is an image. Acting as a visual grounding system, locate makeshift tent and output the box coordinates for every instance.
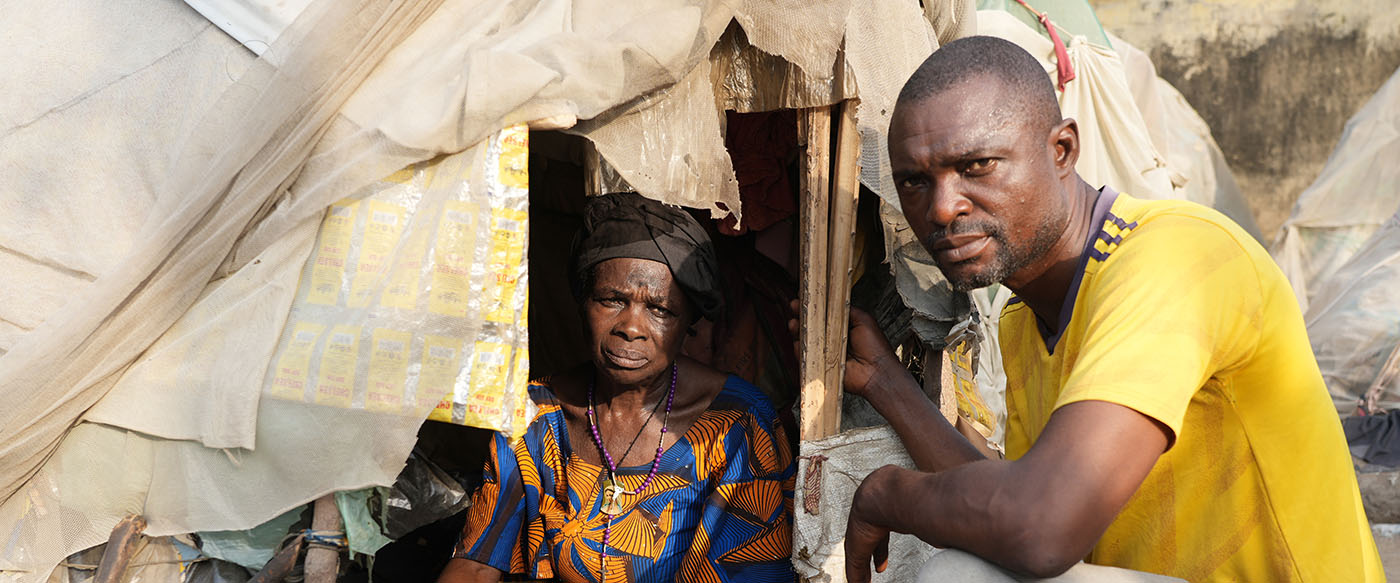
[1275,67,1400,314]
[1,0,980,580]
[1281,67,1400,414]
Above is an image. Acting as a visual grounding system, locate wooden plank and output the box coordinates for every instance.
[822,100,862,424]
[798,105,835,441]
[303,494,343,583]
[93,514,147,583]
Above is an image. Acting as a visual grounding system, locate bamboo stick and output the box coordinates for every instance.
[798,105,835,441]
[822,100,862,426]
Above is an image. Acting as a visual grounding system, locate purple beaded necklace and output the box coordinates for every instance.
[586,362,677,575]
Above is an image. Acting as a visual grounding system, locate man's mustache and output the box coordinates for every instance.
[924,219,1004,250]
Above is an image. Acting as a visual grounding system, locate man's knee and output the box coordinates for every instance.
[916,549,1020,582]
[915,549,1186,583]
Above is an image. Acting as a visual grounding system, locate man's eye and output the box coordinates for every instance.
[650,306,674,318]
[964,159,996,175]
[898,176,928,190]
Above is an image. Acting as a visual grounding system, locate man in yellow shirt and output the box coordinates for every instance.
[836,35,1383,581]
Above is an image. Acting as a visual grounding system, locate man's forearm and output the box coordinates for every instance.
[863,370,985,472]
[855,463,1074,578]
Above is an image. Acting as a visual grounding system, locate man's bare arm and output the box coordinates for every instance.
[437,557,503,583]
[845,400,1169,581]
[840,307,986,472]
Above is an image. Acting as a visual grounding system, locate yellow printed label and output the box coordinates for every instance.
[350,201,407,308]
[366,328,412,412]
[497,126,529,189]
[484,208,527,324]
[308,202,357,305]
[948,338,995,437]
[428,201,478,317]
[270,321,325,401]
[380,224,429,310]
[464,341,511,428]
[315,325,360,407]
[510,346,531,433]
[420,335,464,422]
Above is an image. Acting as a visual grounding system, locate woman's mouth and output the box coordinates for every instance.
[602,347,648,369]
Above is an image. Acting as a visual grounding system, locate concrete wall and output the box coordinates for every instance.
[1091,0,1400,240]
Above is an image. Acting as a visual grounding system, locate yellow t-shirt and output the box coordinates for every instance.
[1000,190,1382,582]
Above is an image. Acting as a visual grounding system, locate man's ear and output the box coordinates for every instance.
[1051,118,1080,179]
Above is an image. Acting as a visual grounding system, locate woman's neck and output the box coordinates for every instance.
[592,361,675,412]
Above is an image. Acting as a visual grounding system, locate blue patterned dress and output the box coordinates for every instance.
[454,375,796,582]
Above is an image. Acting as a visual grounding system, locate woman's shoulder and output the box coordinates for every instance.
[516,377,568,426]
[705,375,780,424]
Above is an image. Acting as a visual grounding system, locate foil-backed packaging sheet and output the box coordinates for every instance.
[264,125,533,436]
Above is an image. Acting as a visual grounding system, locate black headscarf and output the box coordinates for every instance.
[570,192,723,322]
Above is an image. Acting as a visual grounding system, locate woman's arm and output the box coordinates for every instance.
[437,557,503,583]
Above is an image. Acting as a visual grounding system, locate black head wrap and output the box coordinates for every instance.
[570,192,723,322]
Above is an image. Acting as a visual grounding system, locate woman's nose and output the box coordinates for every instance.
[613,306,647,341]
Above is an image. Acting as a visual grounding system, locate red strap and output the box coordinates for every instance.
[1012,0,1076,90]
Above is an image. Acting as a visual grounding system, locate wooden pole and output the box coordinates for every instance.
[798,105,835,441]
[822,100,862,422]
[303,494,342,583]
[93,514,147,583]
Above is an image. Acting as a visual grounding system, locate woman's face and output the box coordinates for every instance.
[583,257,694,388]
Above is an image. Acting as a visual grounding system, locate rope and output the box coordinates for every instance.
[301,529,349,550]
[796,455,828,515]
[1010,0,1077,90]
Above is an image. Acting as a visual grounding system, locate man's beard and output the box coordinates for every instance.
[930,215,1061,292]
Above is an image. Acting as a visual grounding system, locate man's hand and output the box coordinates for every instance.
[842,307,905,400]
[786,301,909,401]
[846,465,897,583]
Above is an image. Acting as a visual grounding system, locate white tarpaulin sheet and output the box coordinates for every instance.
[1289,68,1400,413]
[1274,67,1400,313]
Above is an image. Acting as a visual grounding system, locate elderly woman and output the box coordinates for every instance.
[438,193,796,583]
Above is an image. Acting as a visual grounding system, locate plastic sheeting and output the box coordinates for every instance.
[1305,215,1400,414]
[3,2,451,578]
[1274,68,1400,313]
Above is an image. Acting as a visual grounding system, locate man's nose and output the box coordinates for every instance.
[928,178,974,228]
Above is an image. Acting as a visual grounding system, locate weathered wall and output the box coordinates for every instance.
[1092,0,1400,240]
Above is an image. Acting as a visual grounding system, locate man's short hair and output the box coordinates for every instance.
[896,35,1062,134]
